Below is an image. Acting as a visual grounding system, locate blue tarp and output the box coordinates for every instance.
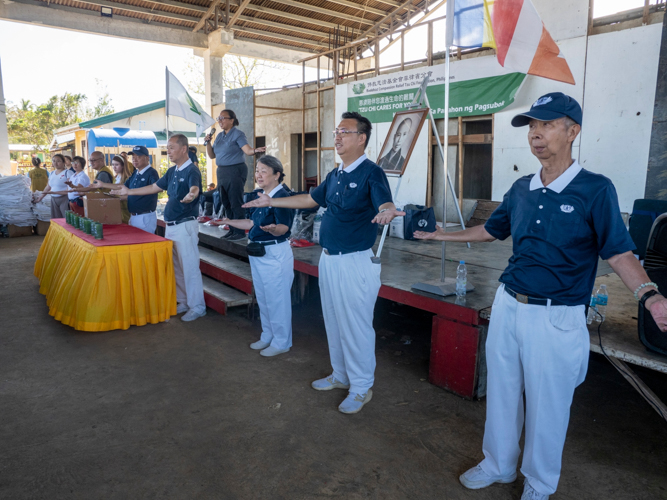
[87,128,158,151]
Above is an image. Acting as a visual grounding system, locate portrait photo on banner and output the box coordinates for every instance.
[377,109,428,176]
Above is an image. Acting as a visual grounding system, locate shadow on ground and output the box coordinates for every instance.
[1,236,666,499]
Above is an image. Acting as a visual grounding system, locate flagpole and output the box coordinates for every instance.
[441,45,451,282]
[165,67,170,147]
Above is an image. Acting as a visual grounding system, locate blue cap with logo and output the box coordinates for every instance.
[511,92,582,127]
[128,145,149,156]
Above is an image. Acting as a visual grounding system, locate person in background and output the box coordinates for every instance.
[110,155,133,223]
[243,111,404,414]
[28,157,48,192]
[205,109,266,240]
[110,135,206,321]
[189,146,199,167]
[64,155,75,173]
[120,151,134,172]
[208,183,216,191]
[94,146,159,233]
[415,92,667,500]
[35,154,72,218]
[89,151,114,186]
[223,156,295,357]
[67,156,91,211]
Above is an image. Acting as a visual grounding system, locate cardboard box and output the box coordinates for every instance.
[84,192,122,224]
[35,220,50,236]
[7,224,33,238]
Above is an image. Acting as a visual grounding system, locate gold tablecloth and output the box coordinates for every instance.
[34,220,177,331]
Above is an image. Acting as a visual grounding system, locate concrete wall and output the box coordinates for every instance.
[0,57,10,175]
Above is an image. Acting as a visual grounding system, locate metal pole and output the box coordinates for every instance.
[441,45,450,281]
[375,175,402,261]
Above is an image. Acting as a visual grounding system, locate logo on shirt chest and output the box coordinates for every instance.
[560,204,575,213]
[349,182,357,188]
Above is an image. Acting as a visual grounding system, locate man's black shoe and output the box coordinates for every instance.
[226,232,246,241]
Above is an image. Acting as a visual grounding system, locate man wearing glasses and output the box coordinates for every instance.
[244,111,404,414]
[89,151,114,187]
[205,109,265,240]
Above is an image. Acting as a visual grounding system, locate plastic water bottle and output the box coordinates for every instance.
[586,292,597,325]
[456,260,467,297]
[595,284,608,322]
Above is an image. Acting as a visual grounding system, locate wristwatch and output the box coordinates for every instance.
[640,289,662,308]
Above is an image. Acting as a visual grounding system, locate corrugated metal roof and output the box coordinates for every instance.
[34,0,426,54]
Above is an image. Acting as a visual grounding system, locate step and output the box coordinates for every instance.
[202,276,253,316]
[199,247,253,295]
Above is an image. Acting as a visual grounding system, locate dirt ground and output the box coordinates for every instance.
[2,235,667,500]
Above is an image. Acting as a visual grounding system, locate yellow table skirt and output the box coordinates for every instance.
[34,222,177,331]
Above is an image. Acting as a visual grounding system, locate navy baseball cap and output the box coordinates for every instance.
[511,92,582,127]
[128,145,149,156]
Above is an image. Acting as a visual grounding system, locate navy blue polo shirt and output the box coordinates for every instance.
[155,160,202,222]
[213,127,248,166]
[310,155,393,254]
[485,161,635,306]
[125,166,160,214]
[248,185,295,243]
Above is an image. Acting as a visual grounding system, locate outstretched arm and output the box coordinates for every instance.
[243,192,319,210]
[414,223,496,242]
[223,218,254,231]
[111,183,163,198]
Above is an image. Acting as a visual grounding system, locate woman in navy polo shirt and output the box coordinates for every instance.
[223,156,295,357]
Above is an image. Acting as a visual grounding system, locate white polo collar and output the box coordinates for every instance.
[176,159,193,172]
[529,160,582,193]
[264,184,283,198]
[137,165,151,175]
[337,154,367,173]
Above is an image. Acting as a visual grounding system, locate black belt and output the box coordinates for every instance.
[504,286,566,306]
[131,210,155,216]
[165,216,196,226]
[250,239,286,246]
[323,248,365,256]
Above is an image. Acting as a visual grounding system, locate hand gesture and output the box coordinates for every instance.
[205,132,214,143]
[414,225,446,240]
[254,147,266,154]
[372,208,406,225]
[92,179,104,188]
[180,191,197,204]
[260,224,277,235]
[242,192,270,208]
[64,180,74,188]
[111,185,129,197]
[648,296,667,332]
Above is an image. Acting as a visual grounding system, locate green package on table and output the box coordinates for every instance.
[95,222,103,240]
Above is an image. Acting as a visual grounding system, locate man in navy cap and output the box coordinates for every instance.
[415,92,667,499]
[94,146,160,233]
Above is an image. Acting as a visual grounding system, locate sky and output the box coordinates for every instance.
[0,0,653,114]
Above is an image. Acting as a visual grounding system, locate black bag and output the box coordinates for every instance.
[638,266,667,355]
[403,205,436,240]
[246,241,266,257]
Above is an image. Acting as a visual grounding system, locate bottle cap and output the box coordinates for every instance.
[459,260,465,264]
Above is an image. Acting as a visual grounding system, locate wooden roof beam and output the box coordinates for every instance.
[237,15,331,39]
[233,26,329,48]
[355,0,422,40]
[227,0,251,28]
[267,0,388,27]
[243,4,340,30]
[193,0,220,32]
[60,0,200,23]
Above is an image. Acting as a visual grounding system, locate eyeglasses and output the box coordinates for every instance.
[89,158,102,162]
[218,116,232,121]
[332,129,361,138]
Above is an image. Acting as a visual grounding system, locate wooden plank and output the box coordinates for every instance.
[227,0,252,28]
[605,356,667,421]
[193,0,220,32]
[436,134,493,145]
[202,276,253,307]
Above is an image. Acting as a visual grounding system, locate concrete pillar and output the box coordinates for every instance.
[0,57,10,176]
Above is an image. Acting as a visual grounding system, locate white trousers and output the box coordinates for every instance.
[318,249,381,394]
[164,220,206,314]
[249,241,294,351]
[129,212,157,234]
[480,285,590,495]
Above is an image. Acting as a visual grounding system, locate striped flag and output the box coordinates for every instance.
[447,0,575,85]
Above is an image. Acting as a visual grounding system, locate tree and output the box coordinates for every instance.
[7,88,115,152]
[184,53,289,101]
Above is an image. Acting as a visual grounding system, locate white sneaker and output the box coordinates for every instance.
[181,309,206,322]
[459,465,517,490]
[338,390,373,414]
[260,345,290,357]
[311,375,350,391]
[176,303,188,314]
[250,340,270,350]
[521,480,549,500]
